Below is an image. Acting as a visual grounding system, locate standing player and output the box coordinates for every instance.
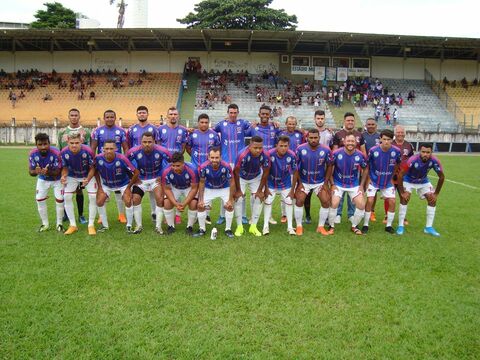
[57,108,91,225]
[362,129,401,234]
[362,117,381,222]
[247,105,280,151]
[91,109,129,224]
[186,113,220,168]
[233,136,270,237]
[396,143,445,236]
[161,152,199,235]
[263,136,297,236]
[327,133,368,235]
[29,133,64,232]
[127,132,171,234]
[194,147,235,238]
[60,133,97,235]
[294,129,332,236]
[213,104,251,225]
[94,140,139,233]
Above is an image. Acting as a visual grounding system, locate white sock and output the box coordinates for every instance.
[281,201,286,217]
[126,206,133,227]
[198,211,206,231]
[398,204,408,227]
[55,200,64,226]
[220,199,225,217]
[363,211,371,227]
[251,198,262,225]
[115,191,125,214]
[352,208,365,228]
[235,198,244,225]
[97,205,109,228]
[263,203,272,230]
[64,194,76,227]
[318,207,329,227]
[133,205,142,227]
[426,206,436,227]
[187,210,197,228]
[386,211,395,227]
[294,205,303,227]
[149,191,156,215]
[37,200,48,226]
[155,206,163,230]
[328,208,337,228]
[225,210,234,230]
[285,203,293,229]
[88,194,97,226]
[164,208,175,227]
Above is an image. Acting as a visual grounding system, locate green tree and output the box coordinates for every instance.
[31,2,77,29]
[177,0,297,30]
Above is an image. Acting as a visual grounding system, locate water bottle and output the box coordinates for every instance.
[210,227,217,240]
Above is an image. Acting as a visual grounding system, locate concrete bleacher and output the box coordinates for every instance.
[444,86,480,128]
[192,80,336,129]
[355,79,459,132]
[0,73,181,127]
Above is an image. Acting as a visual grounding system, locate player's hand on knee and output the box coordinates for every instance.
[225,200,233,211]
[234,190,243,201]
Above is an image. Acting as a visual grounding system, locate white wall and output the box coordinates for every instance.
[440,59,477,80]
[53,52,92,72]
[15,51,53,72]
[0,52,14,72]
[371,57,403,79]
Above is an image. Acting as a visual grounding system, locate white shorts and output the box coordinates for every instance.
[102,183,128,199]
[333,185,363,200]
[239,175,262,196]
[300,182,324,195]
[265,188,293,206]
[138,178,159,192]
[36,179,63,201]
[404,181,434,199]
[366,183,396,199]
[64,176,97,194]
[204,187,230,208]
[172,186,194,201]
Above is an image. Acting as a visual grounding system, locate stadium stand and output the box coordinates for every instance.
[444,84,480,128]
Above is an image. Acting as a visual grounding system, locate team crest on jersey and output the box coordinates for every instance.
[209,133,214,139]
[286,157,291,163]
[115,161,121,167]
[271,156,275,162]
[320,150,325,156]
[221,168,226,173]
[98,160,104,166]
[34,156,40,161]
[137,153,143,159]
[354,155,360,162]
[429,161,432,166]
[64,154,69,160]
[116,130,120,135]
[237,127,242,134]
[338,154,343,160]
[205,168,209,174]
[295,133,300,138]
[414,163,419,168]
[178,129,183,134]
[133,127,137,132]
[169,174,174,179]
[192,133,198,138]
[302,169,307,175]
[224,139,228,145]
[148,127,153,132]
[301,149,307,156]
[391,151,396,157]
[185,173,190,179]
[255,127,259,131]
[162,129,167,134]
[50,156,53,161]
[236,121,240,126]
[374,151,379,158]
[100,129,105,134]
[82,153,87,158]
[247,155,251,161]
[223,122,227,127]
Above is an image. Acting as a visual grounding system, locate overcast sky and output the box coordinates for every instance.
[2,0,479,38]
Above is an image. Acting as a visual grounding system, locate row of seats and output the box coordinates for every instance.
[444,87,480,127]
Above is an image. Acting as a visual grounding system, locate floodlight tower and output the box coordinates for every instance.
[130,0,148,28]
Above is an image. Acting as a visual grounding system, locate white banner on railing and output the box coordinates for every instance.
[291,65,315,75]
[326,67,337,81]
[337,67,348,82]
[314,66,326,80]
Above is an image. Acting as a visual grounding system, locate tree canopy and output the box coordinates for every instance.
[31,2,77,29]
[177,0,298,30]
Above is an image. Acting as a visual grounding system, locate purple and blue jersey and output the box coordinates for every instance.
[404,154,443,184]
[235,147,270,180]
[200,161,232,189]
[368,145,401,189]
[331,148,367,188]
[157,124,188,154]
[29,147,62,181]
[61,145,94,179]
[278,130,305,151]
[95,153,135,188]
[91,125,127,154]
[126,145,171,181]
[187,129,220,167]
[214,119,251,164]
[161,162,199,190]
[247,123,280,151]
[296,143,331,184]
[267,148,297,190]
[363,131,381,153]
[127,123,158,148]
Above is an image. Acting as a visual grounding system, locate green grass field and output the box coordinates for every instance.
[1,148,479,359]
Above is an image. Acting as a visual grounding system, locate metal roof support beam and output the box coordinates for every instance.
[128,37,135,53]
[201,30,211,53]
[151,30,172,52]
[288,31,303,53]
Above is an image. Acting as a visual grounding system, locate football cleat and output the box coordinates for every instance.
[56,224,64,233]
[242,216,249,225]
[154,227,164,235]
[281,216,287,223]
[249,225,262,237]
[64,226,78,235]
[205,215,212,225]
[97,225,109,233]
[133,226,144,234]
[316,226,330,236]
[185,226,194,236]
[305,216,312,224]
[193,229,206,237]
[38,225,50,232]
[224,229,234,238]
[166,226,175,235]
[424,227,440,237]
[396,226,405,235]
[370,212,377,222]
[234,225,244,237]
[296,225,303,236]
[118,213,127,224]
[288,228,296,236]
[216,216,226,225]
[361,225,369,234]
[262,227,270,236]
[79,216,87,225]
[385,226,395,234]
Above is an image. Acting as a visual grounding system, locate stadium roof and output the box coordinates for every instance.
[0,28,479,60]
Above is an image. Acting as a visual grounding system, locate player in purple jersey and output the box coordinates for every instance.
[127,132,172,234]
[161,152,199,235]
[362,129,401,234]
[397,143,445,236]
[186,113,221,168]
[29,133,64,232]
[60,133,97,236]
[246,105,280,151]
[294,128,332,236]
[362,118,381,223]
[158,106,188,154]
[233,136,270,237]
[262,136,297,236]
[213,104,251,225]
[194,147,235,238]
[94,140,140,233]
[326,133,368,235]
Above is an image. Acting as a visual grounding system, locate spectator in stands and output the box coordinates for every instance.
[393,108,398,125]
[78,90,84,100]
[89,91,96,100]
[473,78,478,86]
[43,93,52,102]
[11,93,16,108]
[461,77,468,89]
[407,90,415,103]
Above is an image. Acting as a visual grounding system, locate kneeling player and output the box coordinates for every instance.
[29,133,64,232]
[161,152,199,235]
[94,140,139,233]
[327,133,368,235]
[362,129,401,234]
[397,143,445,236]
[194,147,235,238]
[263,136,297,235]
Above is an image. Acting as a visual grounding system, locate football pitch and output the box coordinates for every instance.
[0,148,479,359]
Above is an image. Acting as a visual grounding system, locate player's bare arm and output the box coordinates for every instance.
[182,183,199,209]
[197,178,206,209]
[60,167,69,185]
[233,166,243,200]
